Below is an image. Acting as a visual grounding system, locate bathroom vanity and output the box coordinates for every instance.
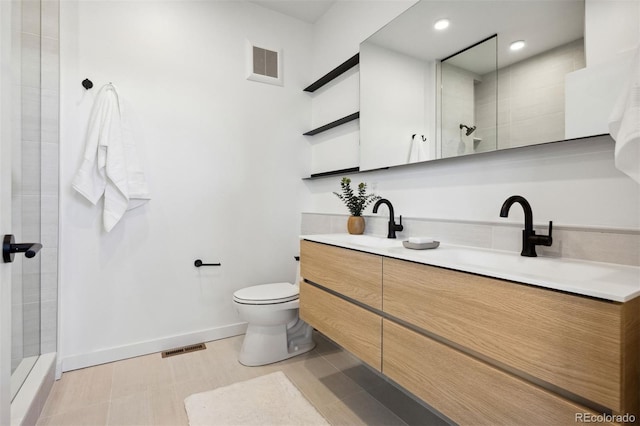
[299,235,639,425]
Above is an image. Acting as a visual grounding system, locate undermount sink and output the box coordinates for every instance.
[393,244,629,284]
[319,234,403,249]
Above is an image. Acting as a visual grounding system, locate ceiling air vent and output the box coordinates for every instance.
[246,41,283,86]
[161,343,206,358]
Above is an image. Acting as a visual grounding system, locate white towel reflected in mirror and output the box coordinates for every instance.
[408,134,428,163]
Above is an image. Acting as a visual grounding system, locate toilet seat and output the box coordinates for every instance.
[233,282,299,305]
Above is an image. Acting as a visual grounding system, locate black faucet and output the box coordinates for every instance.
[499,195,553,257]
[373,199,403,239]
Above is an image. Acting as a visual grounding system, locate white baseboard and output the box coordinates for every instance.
[60,322,248,373]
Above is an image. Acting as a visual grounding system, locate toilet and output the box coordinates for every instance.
[232,263,315,366]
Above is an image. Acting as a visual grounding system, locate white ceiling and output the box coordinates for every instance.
[367,0,585,70]
[250,0,336,23]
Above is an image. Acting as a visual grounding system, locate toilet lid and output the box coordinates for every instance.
[233,282,299,305]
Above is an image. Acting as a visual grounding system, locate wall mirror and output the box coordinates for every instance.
[360,0,586,171]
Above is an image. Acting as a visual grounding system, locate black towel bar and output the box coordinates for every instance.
[194,259,221,267]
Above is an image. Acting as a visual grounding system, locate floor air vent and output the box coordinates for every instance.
[161,343,206,358]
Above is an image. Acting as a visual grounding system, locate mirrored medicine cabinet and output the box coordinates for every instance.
[360,0,587,171]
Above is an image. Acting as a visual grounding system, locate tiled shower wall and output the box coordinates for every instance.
[39,0,59,356]
[431,39,586,176]
[475,38,586,150]
[440,63,478,159]
[11,0,59,369]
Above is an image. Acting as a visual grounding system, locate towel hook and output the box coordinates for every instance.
[82,78,93,90]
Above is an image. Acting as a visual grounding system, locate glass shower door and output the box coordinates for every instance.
[9,0,43,401]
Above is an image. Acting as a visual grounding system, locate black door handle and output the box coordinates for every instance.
[3,234,42,263]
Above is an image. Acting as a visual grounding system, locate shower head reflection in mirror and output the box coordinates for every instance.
[441,35,498,159]
[460,124,476,136]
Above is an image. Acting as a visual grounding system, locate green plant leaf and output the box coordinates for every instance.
[333,177,381,216]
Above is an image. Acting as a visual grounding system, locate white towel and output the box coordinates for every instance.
[408,134,428,163]
[609,45,640,184]
[72,83,151,231]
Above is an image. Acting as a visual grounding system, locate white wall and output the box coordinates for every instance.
[59,0,312,370]
[311,1,417,78]
[304,1,640,231]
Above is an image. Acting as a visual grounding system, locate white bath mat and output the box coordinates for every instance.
[184,371,330,426]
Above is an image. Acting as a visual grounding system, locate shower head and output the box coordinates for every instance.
[459,124,476,136]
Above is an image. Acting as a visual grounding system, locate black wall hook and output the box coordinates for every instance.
[82,78,94,90]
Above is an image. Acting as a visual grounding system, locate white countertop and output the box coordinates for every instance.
[300,234,640,302]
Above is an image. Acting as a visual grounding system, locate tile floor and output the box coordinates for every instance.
[37,332,449,426]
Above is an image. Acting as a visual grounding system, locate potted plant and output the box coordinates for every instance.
[333,177,381,235]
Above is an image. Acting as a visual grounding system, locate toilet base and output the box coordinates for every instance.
[238,319,315,366]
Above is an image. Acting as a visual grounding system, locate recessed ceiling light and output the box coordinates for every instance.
[510,40,526,51]
[434,19,450,30]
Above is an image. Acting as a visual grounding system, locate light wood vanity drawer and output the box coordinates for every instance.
[300,281,382,371]
[300,240,382,309]
[383,320,612,426]
[383,257,625,412]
